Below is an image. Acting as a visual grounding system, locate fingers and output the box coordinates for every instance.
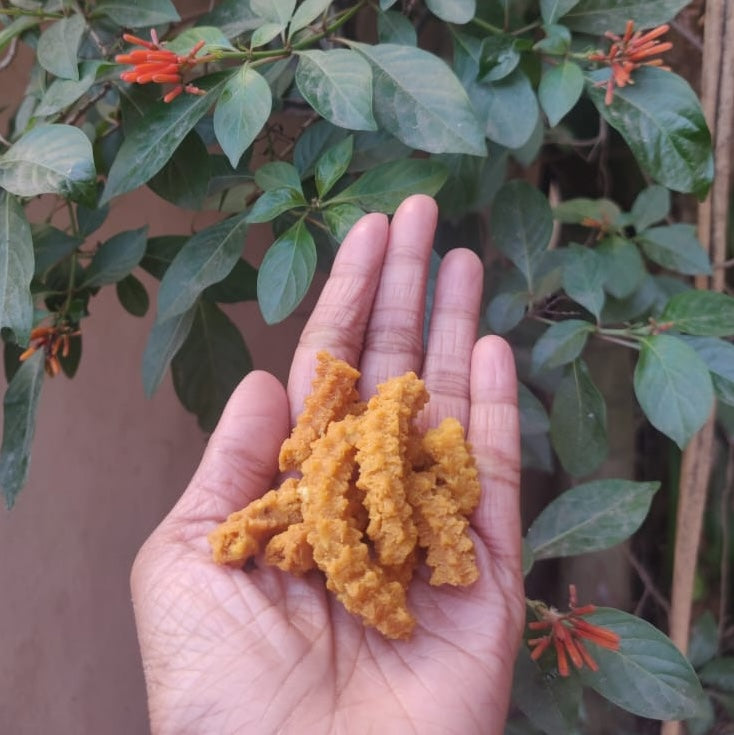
[288,212,390,420]
[468,336,522,570]
[358,195,438,397]
[420,248,483,429]
[168,370,290,526]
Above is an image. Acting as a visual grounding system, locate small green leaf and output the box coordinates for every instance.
[377,10,417,45]
[197,0,261,38]
[255,162,302,192]
[76,202,109,239]
[533,24,572,55]
[577,607,707,720]
[565,0,690,34]
[553,197,621,226]
[294,120,347,176]
[81,226,148,288]
[328,158,448,214]
[214,65,272,168]
[596,236,646,299]
[247,188,307,223]
[631,185,670,232]
[295,49,377,132]
[540,0,579,24]
[491,180,552,291]
[140,235,187,280]
[0,17,40,53]
[252,0,296,25]
[688,611,719,669]
[315,136,354,198]
[550,360,608,476]
[351,42,486,155]
[157,213,248,322]
[96,0,180,26]
[518,382,550,435]
[257,220,317,324]
[0,192,34,346]
[171,301,252,432]
[32,225,82,277]
[633,335,714,448]
[36,14,85,81]
[250,22,285,48]
[0,124,96,204]
[59,334,81,379]
[699,657,734,692]
[526,479,659,559]
[165,27,235,55]
[481,70,540,150]
[0,351,44,509]
[638,224,711,276]
[141,305,196,397]
[101,73,230,204]
[562,244,605,320]
[531,319,593,374]
[478,36,520,82]
[661,291,734,337]
[681,336,734,406]
[116,274,149,317]
[35,61,105,117]
[588,68,713,198]
[425,0,475,23]
[486,291,528,335]
[289,0,333,35]
[323,203,365,243]
[539,60,584,127]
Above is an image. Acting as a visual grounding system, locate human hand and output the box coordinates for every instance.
[131,195,524,734]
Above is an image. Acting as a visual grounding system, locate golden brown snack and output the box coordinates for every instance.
[265,523,314,574]
[278,351,360,472]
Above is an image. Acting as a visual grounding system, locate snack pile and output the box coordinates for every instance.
[208,351,481,639]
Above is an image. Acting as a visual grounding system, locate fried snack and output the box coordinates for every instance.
[279,351,360,472]
[208,351,481,640]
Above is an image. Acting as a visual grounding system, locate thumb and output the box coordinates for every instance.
[165,370,290,529]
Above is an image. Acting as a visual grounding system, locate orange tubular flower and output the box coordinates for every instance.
[20,324,78,377]
[527,585,621,676]
[115,31,215,102]
[589,20,672,105]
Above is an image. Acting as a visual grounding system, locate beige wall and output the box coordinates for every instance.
[0,44,311,733]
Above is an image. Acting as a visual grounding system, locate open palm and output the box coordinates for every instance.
[131,196,525,734]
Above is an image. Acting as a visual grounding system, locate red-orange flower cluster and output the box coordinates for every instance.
[115,31,214,103]
[19,325,78,377]
[527,585,621,677]
[589,20,672,105]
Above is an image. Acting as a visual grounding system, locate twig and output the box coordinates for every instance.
[625,546,671,618]
[0,36,17,70]
[718,443,734,652]
[64,83,111,125]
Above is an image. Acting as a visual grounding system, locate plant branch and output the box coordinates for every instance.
[0,36,17,70]
[0,6,63,18]
[625,546,670,618]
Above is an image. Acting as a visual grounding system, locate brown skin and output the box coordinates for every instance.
[131,196,525,735]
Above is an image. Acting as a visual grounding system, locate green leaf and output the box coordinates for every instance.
[562,244,605,320]
[550,360,608,476]
[255,162,302,192]
[247,188,307,223]
[577,607,708,720]
[203,259,258,303]
[491,180,552,291]
[257,219,316,324]
[539,60,584,127]
[553,197,621,226]
[425,0,475,24]
[661,291,734,337]
[521,539,535,576]
[81,227,148,288]
[688,611,719,669]
[295,49,377,132]
[0,124,96,204]
[518,382,550,435]
[540,0,579,24]
[633,335,714,448]
[681,336,734,406]
[588,68,713,198]
[522,432,554,473]
[197,0,261,38]
[140,235,187,280]
[565,0,690,34]
[315,136,354,198]
[252,0,296,25]
[531,319,593,374]
[0,351,44,509]
[351,42,486,155]
[32,225,82,277]
[147,132,211,210]
[478,36,520,82]
[486,291,528,335]
[0,192,34,346]
[289,0,333,35]
[699,657,734,692]
[322,203,365,242]
[76,202,109,239]
[481,70,539,150]
[294,120,348,176]
[171,301,252,432]
[141,305,196,397]
[250,22,285,48]
[512,646,582,735]
[116,274,149,317]
[377,10,417,45]
[526,479,659,559]
[631,185,670,232]
[596,236,646,300]
[59,334,81,379]
[637,224,711,276]
[35,61,105,117]
[165,27,235,55]
[214,65,272,168]
[157,213,248,322]
[101,73,230,204]
[329,158,447,213]
[96,0,180,27]
[36,14,85,81]
[0,16,40,53]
